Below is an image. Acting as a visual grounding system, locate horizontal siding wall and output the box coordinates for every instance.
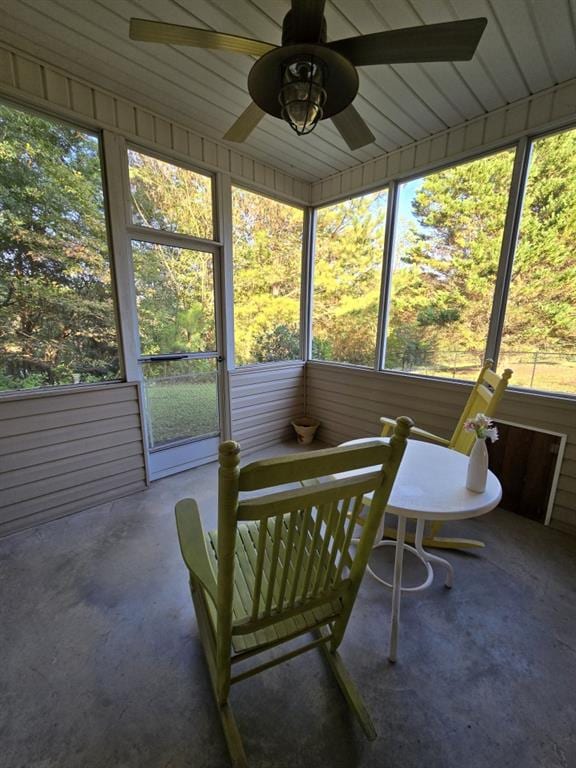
[0,42,311,205]
[311,79,576,205]
[229,362,305,456]
[306,362,576,533]
[0,383,147,536]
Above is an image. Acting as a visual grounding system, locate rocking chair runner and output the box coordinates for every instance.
[175,416,413,768]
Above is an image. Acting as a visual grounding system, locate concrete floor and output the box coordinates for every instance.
[2,440,576,768]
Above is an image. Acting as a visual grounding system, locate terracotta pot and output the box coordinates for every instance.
[292,417,320,445]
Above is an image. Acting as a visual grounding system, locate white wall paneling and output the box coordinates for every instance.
[229,363,306,455]
[0,383,148,536]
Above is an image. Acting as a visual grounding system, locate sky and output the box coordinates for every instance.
[397,178,423,226]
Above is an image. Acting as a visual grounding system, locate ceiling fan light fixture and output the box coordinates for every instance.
[279,55,327,136]
[132,12,488,151]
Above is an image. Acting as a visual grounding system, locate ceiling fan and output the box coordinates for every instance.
[129,1,487,151]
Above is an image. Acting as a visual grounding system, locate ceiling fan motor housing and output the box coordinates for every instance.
[281,8,328,46]
[248,44,359,123]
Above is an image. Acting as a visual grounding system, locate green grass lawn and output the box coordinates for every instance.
[145,379,219,447]
[398,355,576,395]
[496,355,576,394]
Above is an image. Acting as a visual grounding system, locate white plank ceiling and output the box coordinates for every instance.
[1,0,575,182]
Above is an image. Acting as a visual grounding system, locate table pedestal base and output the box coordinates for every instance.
[376,518,454,663]
[380,524,485,550]
[368,518,454,592]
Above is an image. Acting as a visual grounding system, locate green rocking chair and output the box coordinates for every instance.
[379,358,512,550]
[175,416,412,767]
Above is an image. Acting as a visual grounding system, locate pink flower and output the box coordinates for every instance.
[464,412,497,440]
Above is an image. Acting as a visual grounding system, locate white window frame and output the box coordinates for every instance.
[0,100,123,396]
[306,127,576,402]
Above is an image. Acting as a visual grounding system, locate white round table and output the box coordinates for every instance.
[338,438,502,662]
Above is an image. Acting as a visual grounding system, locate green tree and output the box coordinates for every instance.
[385,150,516,375]
[132,242,215,355]
[0,104,118,389]
[232,187,303,365]
[128,149,213,239]
[502,130,576,350]
[313,191,387,366]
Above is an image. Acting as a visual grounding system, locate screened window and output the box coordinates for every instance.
[131,241,216,355]
[499,130,576,395]
[312,190,388,367]
[384,150,515,381]
[0,102,119,391]
[232,187,303,366]
[140,358,219,448]
[128,149,214,239]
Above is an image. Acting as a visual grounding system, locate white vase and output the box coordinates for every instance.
[466,437,489,493]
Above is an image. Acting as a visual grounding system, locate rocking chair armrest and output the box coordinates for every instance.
[301,476,323,488]
[378,416,397,436]
[175,498,218,603]
[379,416,450,446]
[410,427,450,446]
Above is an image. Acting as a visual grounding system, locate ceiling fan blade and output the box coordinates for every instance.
[129,18,276,57]
[331,105,375,151]
[327,18,487,66]
[223,102,265,143]
[287,0,326,43]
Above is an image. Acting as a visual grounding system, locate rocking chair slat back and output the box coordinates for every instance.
[218,428,412,644]
[450,360,513,455]
[237,441,395,491]
[234,487,368,627]
[236,472,381,520]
